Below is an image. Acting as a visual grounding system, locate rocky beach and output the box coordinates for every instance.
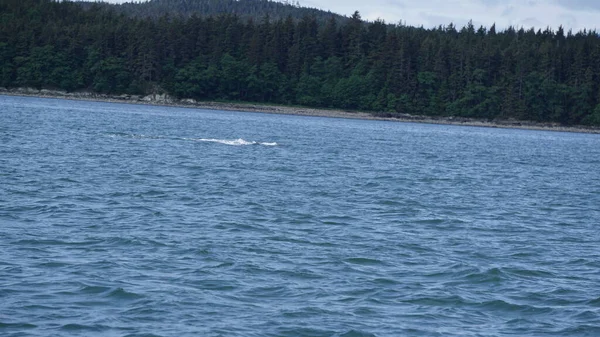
[2,87,599,134]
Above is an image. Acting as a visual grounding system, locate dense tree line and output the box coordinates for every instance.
[2,0,600,125]
[87,0,344,22]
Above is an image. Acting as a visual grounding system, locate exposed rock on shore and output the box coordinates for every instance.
[2,87,599,134]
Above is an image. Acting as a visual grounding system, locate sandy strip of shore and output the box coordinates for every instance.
[2,88,600,134]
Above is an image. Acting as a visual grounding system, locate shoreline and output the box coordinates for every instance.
[2,87,600,134]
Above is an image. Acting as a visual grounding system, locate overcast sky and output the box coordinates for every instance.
[298,0,599,31]
[105,0,599,32]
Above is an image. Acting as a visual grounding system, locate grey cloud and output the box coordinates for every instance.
[519,17,543,28]
[105,0,599,31]
[501,6,515,17]
[555,0,600,10]
[480,0,536,7]
[383,0,406,7]
[478,0,503,5]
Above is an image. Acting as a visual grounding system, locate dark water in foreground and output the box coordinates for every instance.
[1,95,600,337]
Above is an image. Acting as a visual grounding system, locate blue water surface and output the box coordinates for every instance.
[1,95,600,337]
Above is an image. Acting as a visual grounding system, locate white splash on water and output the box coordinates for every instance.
[199,138,255,146]
[107,133,278,146]
[106,132,164,140]
[195,138,278,146]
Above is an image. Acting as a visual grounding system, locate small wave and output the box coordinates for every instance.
[80,285,111,294]
[60,323,104,331]
[0,322,37,329]
[106,287,144,300]
[344,257,385,265]
[403,295,468,307]
[105,132,165,140]
[556,325,600,335]
[13,239,101,246]
[572,310,599,320]
[477,299,553,314]
[79,285,143,300]
[338,330,378,337]
[275,327,336,337]
[587,296,600,306]
[462,267,506,284]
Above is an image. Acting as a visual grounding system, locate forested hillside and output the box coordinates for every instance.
[2,0,600,125]
[88,0,344,22]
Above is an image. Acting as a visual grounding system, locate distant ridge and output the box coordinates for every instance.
[83,0,347,22]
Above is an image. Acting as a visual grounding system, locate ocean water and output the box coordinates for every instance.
[1,95,600,337]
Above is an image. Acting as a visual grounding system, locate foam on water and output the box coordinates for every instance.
[106,133,278,146]
[196,138,278,146]
[198,138,256,145]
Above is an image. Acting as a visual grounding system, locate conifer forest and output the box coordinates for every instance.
[2,0,600,125]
